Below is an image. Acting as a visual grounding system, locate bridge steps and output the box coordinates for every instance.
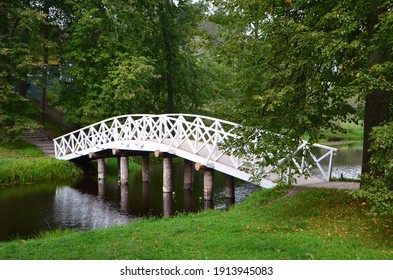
[23,129,55,157]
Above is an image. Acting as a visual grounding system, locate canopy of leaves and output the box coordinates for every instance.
[206,0,392,181]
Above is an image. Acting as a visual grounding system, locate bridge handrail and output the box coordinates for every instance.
[53,114,337,184]
[53,114,240,141]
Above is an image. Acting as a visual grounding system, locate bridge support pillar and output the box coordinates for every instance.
[203,168,214,201]
[163,157,173,193]
[97,158,105,180]
[225,175,235,199]
[183,159,193,191]
[120,156,129,186]
[141,154,150,183]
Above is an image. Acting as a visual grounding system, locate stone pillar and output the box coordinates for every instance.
[183,159,193,191]
[120,156,129,186]
[163,157,172,193]
[203,168,214,201]
[224,174,235,199]
[97,158,105,180]
[141,154,150,183]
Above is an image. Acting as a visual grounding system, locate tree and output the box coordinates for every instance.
[140,0,205,114]
[206,0,392,181]
[361,0,392,176]
[0,0,41,142]
[57,0,159,125]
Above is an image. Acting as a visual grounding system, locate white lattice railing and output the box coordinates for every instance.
[53,114,337,186]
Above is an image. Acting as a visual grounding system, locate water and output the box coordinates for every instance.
[330,142,362,180]
[0,158,260,242]
[0,143,362,242]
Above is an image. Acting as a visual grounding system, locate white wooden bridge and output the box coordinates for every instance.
[53,114,337,192]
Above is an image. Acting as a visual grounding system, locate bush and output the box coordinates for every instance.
[352,177,393,215]
[352,122,393,216]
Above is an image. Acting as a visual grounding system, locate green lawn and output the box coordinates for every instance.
[322,122,364,142]
[1,186,391,260]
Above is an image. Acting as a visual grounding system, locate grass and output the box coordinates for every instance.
[0,186,391,260]
[105,157,141,175]
[0,141,83,185]
[321,122,364,143]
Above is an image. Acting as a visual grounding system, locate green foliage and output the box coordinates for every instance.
[352,178,393,216]
[56,0,207,125]
[351,121,393,216]
[205,0,392,181]
[369,121,393,181]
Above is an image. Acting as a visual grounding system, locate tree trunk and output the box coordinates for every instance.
[361,90,390,176]
[361,0,390,178]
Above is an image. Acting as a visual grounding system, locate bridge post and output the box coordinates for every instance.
[97,158,105,180]
[120,156,129,186]
[141,154,150,183]
[203,168,214,201]
[163,157,173,193]
[224,175,235,199]
[183,159,193,191]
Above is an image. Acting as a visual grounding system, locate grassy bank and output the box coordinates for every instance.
[0,141,83,185]
[322,122,363,142]
[0,186,392,260]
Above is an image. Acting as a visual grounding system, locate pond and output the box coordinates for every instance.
[329,142,362,180]
[0,142,362,242]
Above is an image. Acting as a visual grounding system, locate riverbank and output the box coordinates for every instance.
[0,186,391,260]
[0,141,84,185]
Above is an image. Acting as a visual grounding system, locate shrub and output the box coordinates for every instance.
[351,122,393,216]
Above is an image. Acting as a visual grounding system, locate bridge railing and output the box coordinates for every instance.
[54,114,337,183]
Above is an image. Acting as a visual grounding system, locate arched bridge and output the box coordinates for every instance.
[53,114,337,188]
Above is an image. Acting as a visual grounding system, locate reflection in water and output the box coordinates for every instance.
[98,180,105,198]
[309,143,362,180]
[120,185,129,212]
[204,200,214,210]
[331,144,362,179]
[52,187,131,230]
[183,189,193,213]
[142,182,150,213]
[162,192,173,217]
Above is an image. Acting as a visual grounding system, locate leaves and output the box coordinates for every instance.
[205,0,393,182]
